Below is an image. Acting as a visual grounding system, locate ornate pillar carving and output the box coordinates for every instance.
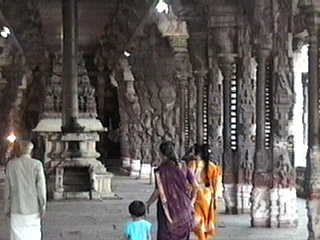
[130,39,155,173]
[268,0,298,228]
[187,19,208,145]
[249,0,298,228]
[208,1,238,214]
[252,35,273,228]
[194,71,206,144]
[247,0,274,227]
[115,58,142,176]
[158,11,192,157]
[236,22,256,214]
[207,58,223,165]
[299,0,320,238]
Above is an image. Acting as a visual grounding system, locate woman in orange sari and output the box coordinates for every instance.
[188,144,222,240]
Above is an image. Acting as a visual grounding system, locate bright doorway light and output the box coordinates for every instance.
[124,51,131,57]
[7,133,16,143]
[155,0,169,14]
[0,26,11,38]
[293,44,309,167]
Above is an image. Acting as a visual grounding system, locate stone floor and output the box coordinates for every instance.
[0,167,308,240]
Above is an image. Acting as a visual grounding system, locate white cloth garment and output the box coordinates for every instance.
[4,154,46,215]
[4,154,46,240]
[10,213,41,240]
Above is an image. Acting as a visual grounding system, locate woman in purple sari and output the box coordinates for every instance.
[146,141,197,240]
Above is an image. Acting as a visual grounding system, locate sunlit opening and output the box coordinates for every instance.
[7,133,16,143]
[155,0,169,14]
[0,26,11,38]
[124,51,131,57]
[293,44,309,167]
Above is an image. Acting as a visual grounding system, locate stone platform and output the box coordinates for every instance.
[0,168,308,240]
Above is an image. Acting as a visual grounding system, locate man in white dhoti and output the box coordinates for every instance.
[4,140,46,240]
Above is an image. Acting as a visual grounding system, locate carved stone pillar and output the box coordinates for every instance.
[208,1,239,214]
[268,0,298,228]
[130,41,155,173]
[248,0,299,227]
[236,23,255,214]
[195,70,206,144]
[61,0,82,132]
[187,20,208,145]
[159,12,191,156]
[177,76,187,157]
[251,38,272,227]
[116,58,142,177]
[207,60,223,165]
[188,75,197,146]
[299,1,320,238]
[220,56,237,214]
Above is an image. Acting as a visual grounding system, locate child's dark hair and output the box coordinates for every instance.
[129,200,146,217]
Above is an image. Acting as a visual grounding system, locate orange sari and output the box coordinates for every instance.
[188,160,222,240]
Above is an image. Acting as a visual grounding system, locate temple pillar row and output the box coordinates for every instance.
[299,0,320,238]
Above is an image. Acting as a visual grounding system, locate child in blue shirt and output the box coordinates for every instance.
[124,200,152,240]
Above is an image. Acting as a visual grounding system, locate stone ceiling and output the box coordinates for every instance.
[0,0,156,68]
[38,2,117,51]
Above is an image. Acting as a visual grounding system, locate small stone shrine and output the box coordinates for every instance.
[34,54,114,199]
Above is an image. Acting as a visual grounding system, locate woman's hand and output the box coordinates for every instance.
[145,189,159,214]
[145,202,151,214]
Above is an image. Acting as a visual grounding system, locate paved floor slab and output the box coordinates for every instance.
[0,169,308,240]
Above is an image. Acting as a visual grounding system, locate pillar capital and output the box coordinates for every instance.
[299,0,320,36]
[193,69,207,79]
[299,0,320,13]
[254,36,272,59]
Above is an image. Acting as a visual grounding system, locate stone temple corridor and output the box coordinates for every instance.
[0,166,308,240]
[0,0,319,239]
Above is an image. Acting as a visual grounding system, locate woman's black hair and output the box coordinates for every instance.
[201,143,212,187]
[159,141,179,165]
[193,143,202,157]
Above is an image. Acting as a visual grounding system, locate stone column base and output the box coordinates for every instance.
[122,157,131,169]
[224,183,237,214]
[307,194,320,239]
[251,187,298,228]
[270,188,298,228]
[92,168,116,199]
[139,163,152,179]
[251,186,270,227]
[130,159,141,177]
[52,159,116,200]
[236,184,252,213]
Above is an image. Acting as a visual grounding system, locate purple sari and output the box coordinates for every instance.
[155,161,194,240]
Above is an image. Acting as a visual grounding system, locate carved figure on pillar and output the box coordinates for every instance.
[116,58,142,173]
[207,62,223,166]
[235,23,256,213]
[158,10,191,156]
